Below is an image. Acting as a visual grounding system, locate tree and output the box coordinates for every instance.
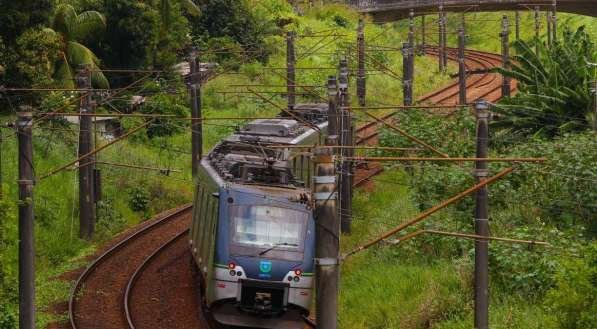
[45,4,109,89]
[492,26,596,138]
[101,0,190,73]
[159,0,201,31]
[0,0,53,45]
[190,0,271,63]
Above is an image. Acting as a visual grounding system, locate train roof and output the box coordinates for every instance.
[200,103,328,190]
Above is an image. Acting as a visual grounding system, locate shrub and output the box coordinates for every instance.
[128,186,150,213]
[493,26,596,138]
[190,0,272,63]
[96,198,127,238]
[139,93,188,138]
[544,242,597,329]
[0,191,17,328]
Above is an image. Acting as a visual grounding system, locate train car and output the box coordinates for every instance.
[190,103,328,328]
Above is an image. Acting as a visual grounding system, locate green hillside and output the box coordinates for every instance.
[0,1,595,328]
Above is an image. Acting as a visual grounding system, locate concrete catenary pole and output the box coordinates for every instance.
[287,31,296,110]
[76,64,95,239]
[515,11,520,40]
[314,137,339,329]
[552,0,558,41]
[458,28,467,105]
[17,110,35,329]
[189,51,202,177]
[441,10,448,72]
[356,17,366,107]
[338,60,353,234]
[461,12,466,32]
[408,9,415,96]
[327,75,342,222]
[328,76,339,137]
[473,100,490,329]
[438,5,445,72]
[501,15,511,98]
[402,42,412,106]
[409,9,415,49]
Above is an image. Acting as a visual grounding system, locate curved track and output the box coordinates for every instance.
[68,205,202,329]
[419,46,517,106]
[123,228,213,329]
[354,46,516,187]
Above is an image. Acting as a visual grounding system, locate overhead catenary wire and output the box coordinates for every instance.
[39,119,153,180]
[343,167,515,259]
[342,156,546,163]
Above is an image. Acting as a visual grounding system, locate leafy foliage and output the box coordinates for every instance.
[128,186,150,213]
[45,4,109,88]
[101,0,190,73]
[502,132,597,234]
[545,242,597,329]
[0,0,53,45]
[493,26,596,138]
[190,0,273,63]
[101,0,161,70]
[13,28,63,88]
[140,93,188,138]
[0,194,17,328]
[159,0,200,31]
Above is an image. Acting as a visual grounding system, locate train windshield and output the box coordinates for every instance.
[230,205,307,259]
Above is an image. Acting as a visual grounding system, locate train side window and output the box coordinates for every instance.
[193,187,205,243]
[197,186,210,257]
[307,157,311,187]
[201,196,216,267]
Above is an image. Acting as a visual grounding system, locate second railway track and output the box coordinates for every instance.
[68,205,204,329]
[353,46,517,187]
[66,45,517,329]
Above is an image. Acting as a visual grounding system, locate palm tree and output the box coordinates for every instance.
[46,4,109,89]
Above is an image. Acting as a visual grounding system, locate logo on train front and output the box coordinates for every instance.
[259,260,272,273]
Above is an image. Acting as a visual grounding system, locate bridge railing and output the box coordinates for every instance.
[348,0,444,10]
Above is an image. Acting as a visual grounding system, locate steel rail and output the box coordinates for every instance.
[124,228,190,329]
[419,47,511,105]
[68,205,193,329]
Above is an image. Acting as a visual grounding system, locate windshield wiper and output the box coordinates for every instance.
[258,242,298,256]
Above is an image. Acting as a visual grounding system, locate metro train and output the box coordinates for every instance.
[189,103,329,328]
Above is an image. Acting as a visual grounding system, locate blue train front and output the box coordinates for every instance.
[190,109,328,328]
[210,186,315,327]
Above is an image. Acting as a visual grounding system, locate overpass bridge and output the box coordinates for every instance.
[348,0,597,21]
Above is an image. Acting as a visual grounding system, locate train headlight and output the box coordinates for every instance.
[293,276,300,282]
[228,262,236,270]
[229,270,236,276]
[294,269,303,276]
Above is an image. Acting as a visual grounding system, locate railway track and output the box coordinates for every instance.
[354,46,517,187]
[65,46,515,329]
[68,205,201,329]
[419,46,517,105]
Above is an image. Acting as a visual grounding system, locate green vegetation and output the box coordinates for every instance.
[494,26,595,138]
[0,1,595,328]
[49,4,109,88]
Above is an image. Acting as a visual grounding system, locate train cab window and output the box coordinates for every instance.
[229,205,307,261]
